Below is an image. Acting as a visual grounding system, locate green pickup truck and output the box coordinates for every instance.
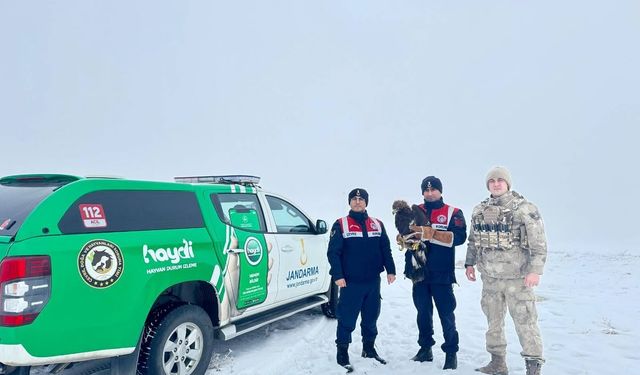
[0,174,337,375]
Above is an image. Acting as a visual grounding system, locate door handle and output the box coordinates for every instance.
[281,245,294,252]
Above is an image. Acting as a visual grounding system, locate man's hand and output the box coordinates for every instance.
[524,273,540,288]
[403,232,421,243]
[335,278,346,288]
[465,265,476,282]
[409,224,435,241]
[387,274,396,285]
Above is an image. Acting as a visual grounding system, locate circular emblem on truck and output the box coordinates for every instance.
[244,237,263,266]
[78,240,124,288]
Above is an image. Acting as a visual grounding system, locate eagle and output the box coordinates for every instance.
[392,200,429,238]
[392,199,429,282]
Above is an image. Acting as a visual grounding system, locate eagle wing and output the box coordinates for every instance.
[392,200,414,236]
[411,204,429,227]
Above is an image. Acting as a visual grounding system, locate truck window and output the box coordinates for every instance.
[265,195,312,233]
[0,183,61,237]
[210,193,266,232]
[58,190,204,233]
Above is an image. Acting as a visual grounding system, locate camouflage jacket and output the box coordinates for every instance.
[465,191,547,279]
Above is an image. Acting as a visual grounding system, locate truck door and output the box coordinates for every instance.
[263,195,328,303]
[209,193,277,316]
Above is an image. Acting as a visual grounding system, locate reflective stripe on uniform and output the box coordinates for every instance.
[368,217,382,237]
[339,216,382,238]
[340,216,363,238]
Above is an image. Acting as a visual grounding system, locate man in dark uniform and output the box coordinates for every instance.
[327,188,396,372]
[405,176,467,370]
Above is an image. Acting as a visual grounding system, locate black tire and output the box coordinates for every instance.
[5,367,30,375]
[136,304,214,375]
[321,281,339,319]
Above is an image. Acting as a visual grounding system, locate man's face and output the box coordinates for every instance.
[488,178,509,197]
[422,187,442,202]
[349,196,367,212]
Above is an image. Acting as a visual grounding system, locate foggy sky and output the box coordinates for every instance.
[1,1,638,252]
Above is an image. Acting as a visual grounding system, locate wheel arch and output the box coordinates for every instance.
[147,280,220,328]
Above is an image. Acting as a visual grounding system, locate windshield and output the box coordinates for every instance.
[0,183,61,237]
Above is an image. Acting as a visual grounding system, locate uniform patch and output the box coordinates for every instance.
[330,229,336,237]
[437,215,447,224]
[78,240,124,288]
[454,217,464,227]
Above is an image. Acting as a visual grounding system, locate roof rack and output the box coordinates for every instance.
[85,175,124,180]
[174,175,261,186]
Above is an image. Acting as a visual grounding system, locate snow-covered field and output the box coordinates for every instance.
[204,249,639,374]
[28,249,637,375]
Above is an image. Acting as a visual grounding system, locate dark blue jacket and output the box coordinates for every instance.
[406,198,467,284]
[327,210,396,283]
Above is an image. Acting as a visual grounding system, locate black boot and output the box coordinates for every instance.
[361,341,387,364]
[411,346,433,362]
[337,344,353,372]
[443,352,457,370]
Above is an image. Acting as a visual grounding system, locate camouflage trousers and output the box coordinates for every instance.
[480,274,543,360]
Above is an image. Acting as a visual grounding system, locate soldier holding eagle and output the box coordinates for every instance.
[393,176,467,371]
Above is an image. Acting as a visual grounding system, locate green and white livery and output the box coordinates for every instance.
[0,174,335,375]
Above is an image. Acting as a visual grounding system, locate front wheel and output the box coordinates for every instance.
[137,304,214,375]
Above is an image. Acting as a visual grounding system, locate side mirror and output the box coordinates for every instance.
[315,219,328,234]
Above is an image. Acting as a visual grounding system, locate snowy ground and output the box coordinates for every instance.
[204,249,639,375]
[29,249,638,374]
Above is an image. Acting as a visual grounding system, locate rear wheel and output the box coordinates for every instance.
[137,304,214,375]
[4,367,30,375]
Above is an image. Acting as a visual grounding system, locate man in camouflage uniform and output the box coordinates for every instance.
[465,167,547,375]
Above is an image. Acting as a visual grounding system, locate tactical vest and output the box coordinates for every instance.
[339,216,382,238]
[472,194,527,250]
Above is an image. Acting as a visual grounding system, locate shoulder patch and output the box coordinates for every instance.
[520,202,542,221]
[454,217,464,227]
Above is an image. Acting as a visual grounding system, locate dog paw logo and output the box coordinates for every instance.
[78,240,124,288]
